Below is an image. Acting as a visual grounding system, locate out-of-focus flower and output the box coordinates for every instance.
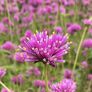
[0,68,6,79]
[26,67,41,76]
[51,79,76,92]
[88,74,92,80]
[81,61,88,69]
[33,80,45,87]
[54,26,62,33]
[0,22,6,33]
[64,69,72,79]
[82,0,91,6]
[67,23,81,34]
[11,74,24,85]
[24,30,32,38]
[83,19,92,25]
[19,31,70,67]
[14,52,27,63]
[1,41,15,51]
[1,88,14,92]
[60,6,66,14]
[82,39,92,48]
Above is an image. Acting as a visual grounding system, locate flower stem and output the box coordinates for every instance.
[0,81,10,92]
[45,65,49,92]
[73,27,87,72]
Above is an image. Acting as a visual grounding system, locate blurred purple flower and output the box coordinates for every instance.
[0,68,6,79]
[51,79,76,92]
[54,26,62,34]
[1,88,14,92]
[19,31,70,67]
[1,41,15,51]
[82,0,91,5]
[88,74,92,80]
[64,69,72,79]
[11,74,24,85]
[81,61,88,69]
[83,19,92,25]
[33,80,45,88]
[67,23,81,34]
[14,52,27,63]
[82,39,92,48]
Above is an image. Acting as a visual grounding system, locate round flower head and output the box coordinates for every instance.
[1,88,14,92]
[33,80,45,88]
[83,19,92,25]
[19,31,70,67]
[82,39,92,48]
[54,26,62,34]
[14,52,27,63]
[1,41,15,51]
[64,69,72,79]
[81,61,88,69]
[0,68,6,79]
[67,23,81,34]
[51,79,76,92]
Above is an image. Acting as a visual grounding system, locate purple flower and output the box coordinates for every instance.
[67,23,81,34]
[64,69,72,79]
[14,52,27,63]
[0,22,6,33]
[88,74,92,80]
[33,80,45,87]
[54,26,62,34]
[26,67,41,76]
[82,39,92,48]
[11,74,24,85]
[51,79,76,92]
[0,68,6,79]
[83,19,92,25]
[1,41,15,51]
[24,30,32,38]
[33,67,41,76]
[81,61,88,69]
[82,0,91,5]
[19,31,70,67]
[1,88,14,92]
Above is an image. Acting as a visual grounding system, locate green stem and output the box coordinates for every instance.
[0,81,10,92]
[5,0,13,41]
[73,27,87,72]
[45,65,49,92]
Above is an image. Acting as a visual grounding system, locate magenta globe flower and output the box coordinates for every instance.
[1,88,14,92]
[51,79,76,92]
[82,39,92,48]
[67,23,81,34]
[1,41,15,51]
[19,31,70,67]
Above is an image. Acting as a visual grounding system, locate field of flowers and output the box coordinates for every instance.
[0,0,92,92]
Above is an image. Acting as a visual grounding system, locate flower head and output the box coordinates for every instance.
[51,79,76,92]
[1,88,14,92]
[19,31,70,67]
[82,38,92,48]
[67,23,81,34]
[1,41,15,51]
